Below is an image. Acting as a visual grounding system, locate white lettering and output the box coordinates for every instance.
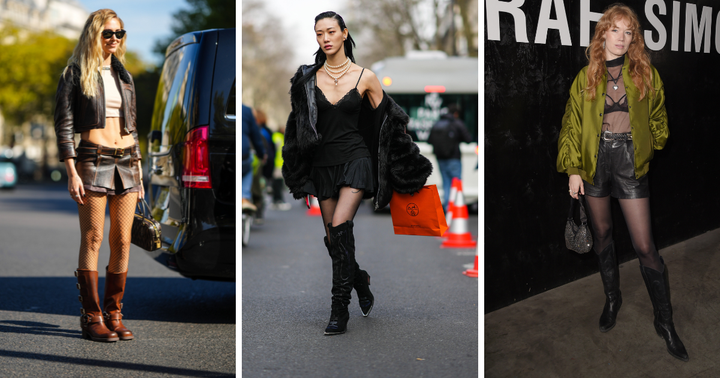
[684,4,713,53]
[644,0,667,51]
[535,0,571,45]
[671,1,681,51]
[485,0,528,43]
[580,0,602,47]
[716,11,720,53]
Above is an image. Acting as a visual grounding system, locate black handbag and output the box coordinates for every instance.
[131,198,162,251]
[565,196,593,253]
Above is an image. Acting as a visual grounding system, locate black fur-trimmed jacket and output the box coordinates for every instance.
[282,64,432,210]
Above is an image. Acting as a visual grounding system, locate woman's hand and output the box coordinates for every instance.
[65,158,85,205]
[68,175,85,205]
[137,160,145,201]
[568,174,584,200]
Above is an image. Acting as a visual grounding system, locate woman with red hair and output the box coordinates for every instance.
[557,4,687,361]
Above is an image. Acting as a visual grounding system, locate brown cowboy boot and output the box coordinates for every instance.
[75,269,119,342]
[103,269,134,340]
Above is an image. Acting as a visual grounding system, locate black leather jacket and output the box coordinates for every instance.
[54,55,141,162]
[282,64,432,210]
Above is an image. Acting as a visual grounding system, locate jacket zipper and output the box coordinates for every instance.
[375,114,388,211]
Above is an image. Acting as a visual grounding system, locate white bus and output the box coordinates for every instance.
[371,51,478,205]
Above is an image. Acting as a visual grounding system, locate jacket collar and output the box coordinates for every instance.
[70,54,131,84]
[301,64,318,135]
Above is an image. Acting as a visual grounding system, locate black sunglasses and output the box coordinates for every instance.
[102,29,126,39]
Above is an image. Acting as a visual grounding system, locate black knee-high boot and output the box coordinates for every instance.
[325,221,357,335]
[640,258,689,362]
[597,243,622,332]
[324,237,374,317]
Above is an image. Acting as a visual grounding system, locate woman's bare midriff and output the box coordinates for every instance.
[81,117,135,148]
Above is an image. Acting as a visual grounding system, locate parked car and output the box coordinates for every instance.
[0,157,17,189]
[145,28,235,281]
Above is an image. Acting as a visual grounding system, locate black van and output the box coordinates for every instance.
[145,29,235,281]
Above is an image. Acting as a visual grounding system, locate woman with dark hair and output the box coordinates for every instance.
[558,3,687,361]
[283,11,432,335]
[55,9,142,342]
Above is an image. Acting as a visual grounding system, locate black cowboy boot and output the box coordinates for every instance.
[324,221,357,335]
[324,236,374,317]
[640,259,689,362]
[597,243,622,332]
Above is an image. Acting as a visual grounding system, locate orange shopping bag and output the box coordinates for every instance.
[389,185,448,236]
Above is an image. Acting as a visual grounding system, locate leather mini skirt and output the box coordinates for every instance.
[76,140,141,195]
[583,132,649,199]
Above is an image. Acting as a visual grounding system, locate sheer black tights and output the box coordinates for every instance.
[585,195,662,271]
[319,187,365,244]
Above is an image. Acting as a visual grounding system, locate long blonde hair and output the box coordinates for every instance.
[584,4,653,101]
[65,9,127,98]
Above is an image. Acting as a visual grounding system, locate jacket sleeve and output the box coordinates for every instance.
[648,67,669,150]
[557,71,585,176]
[129,74,142,161]
[280,108,307,199]
[54,68,77,162]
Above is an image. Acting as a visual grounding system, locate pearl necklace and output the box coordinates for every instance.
[324,58,351,86]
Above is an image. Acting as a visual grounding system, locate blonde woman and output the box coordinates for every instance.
[55,9,142,342]
[557,4,686,361]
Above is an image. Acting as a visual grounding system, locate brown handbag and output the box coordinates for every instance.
[131,198,162,251]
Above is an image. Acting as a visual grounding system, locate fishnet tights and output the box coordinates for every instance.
[77,191,138,273]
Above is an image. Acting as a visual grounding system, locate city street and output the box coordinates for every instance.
[0,183,235,377]
[242,199,479,377]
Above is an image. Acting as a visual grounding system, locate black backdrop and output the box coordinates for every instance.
[485,0,720,313]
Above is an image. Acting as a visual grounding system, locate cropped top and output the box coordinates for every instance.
[312,68,371,166]
[101,66,123,118]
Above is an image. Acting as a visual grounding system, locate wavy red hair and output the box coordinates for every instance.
[584,4,653,101]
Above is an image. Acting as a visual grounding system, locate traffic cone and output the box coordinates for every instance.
[463,248,479,278]
[441,180,477,249]
[445,177,460,227]
[307,195,322,216]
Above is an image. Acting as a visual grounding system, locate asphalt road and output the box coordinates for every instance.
[242,199,479,377]
[0,183,235,377]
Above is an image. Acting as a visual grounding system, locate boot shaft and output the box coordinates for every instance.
[103,270,128,313]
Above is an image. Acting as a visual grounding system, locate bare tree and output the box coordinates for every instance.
[241,0,294,130]
[345,0,477,65]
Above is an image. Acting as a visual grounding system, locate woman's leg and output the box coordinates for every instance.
[617,198,662,271]
[77,191,107,271]
[620,197,689,361]
[584,195,622,332]
[76,191,118,342]
[584,195,613,253]
[104,192,138,340]
[107,192,138,273]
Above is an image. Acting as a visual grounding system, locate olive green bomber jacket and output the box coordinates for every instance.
[557,56,668,185]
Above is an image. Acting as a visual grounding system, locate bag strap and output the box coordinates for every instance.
[136,198,152,218]
[568,196,588,225]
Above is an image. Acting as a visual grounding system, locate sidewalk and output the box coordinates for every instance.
[485,228,720,377]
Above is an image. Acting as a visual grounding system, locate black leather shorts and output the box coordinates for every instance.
[76,140,141,194]
[584,136,649,199]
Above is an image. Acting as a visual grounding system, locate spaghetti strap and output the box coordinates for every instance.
[355,68,365,88]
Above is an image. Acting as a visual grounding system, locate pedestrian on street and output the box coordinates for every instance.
[242,104,266,213]
[55,9,142,343]
[270,126,291,210]
[557,4,686,361]
[427,104,473,210]
[282,11,432,335]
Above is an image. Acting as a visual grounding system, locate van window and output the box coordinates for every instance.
[226,82,236,117]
